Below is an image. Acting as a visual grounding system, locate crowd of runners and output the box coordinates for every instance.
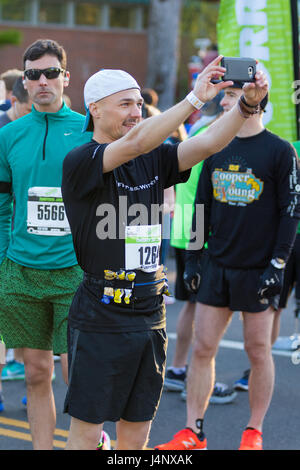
[0,37,298,451]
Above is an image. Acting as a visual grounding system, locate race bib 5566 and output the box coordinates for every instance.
[27,187,70,236]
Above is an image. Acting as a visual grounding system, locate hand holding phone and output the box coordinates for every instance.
[221,57,256,83]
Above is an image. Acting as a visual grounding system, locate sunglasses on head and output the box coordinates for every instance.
[24,67,65,81]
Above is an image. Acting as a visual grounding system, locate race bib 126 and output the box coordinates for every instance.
[27,187,70,236]
[125,224,161,272]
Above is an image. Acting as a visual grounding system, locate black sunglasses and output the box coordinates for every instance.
[24,67,65,81]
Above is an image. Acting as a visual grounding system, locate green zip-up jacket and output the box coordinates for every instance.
[0,102,92,269]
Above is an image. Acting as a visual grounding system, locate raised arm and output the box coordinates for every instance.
[177,70,268,172]
[102,55,235,173]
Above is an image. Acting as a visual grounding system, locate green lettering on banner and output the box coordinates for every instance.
[217,0,297,142]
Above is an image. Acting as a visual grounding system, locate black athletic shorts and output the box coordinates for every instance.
[196,253,271,313]
[64,326,168,424]
[174,247,196,302]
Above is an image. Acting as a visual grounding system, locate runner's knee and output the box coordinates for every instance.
[244,339,272,365]
[192,335,218,361]
[24,356,54,386]
[116,422,151,450]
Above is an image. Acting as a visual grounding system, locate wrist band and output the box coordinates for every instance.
[240,95,258,109]
[186,91,205,110]
[237,98,251,119]
[238,96,260,119]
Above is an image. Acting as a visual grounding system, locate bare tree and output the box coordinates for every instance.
[146,0,183,110]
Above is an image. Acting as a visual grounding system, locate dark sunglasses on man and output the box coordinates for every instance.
[24,67,65,81]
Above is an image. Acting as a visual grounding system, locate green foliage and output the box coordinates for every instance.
[0,29,22,47]
[181,0,219,44]
[178,1,220,100]
[0,0,22,47]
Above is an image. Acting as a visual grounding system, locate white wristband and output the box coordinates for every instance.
[186,91,205,110]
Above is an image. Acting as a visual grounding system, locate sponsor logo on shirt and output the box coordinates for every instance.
[212,164,264,206]
[116,176,159,191]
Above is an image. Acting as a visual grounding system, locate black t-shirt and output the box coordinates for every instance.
[192,129,300,269]
[62,140,190,332]
[62,140,190,274]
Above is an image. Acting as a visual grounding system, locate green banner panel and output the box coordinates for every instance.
[217,0,297,142]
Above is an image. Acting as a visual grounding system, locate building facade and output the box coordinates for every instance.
[0,0,149,111]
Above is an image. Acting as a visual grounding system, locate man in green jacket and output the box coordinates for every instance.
[0,39,91,449]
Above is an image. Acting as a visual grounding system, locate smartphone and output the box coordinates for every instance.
[221,57,256,83]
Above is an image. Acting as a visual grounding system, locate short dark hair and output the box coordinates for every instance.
[23,39,67,70]
[141,88,159,107]
[12,76,29,103]
[0,69,23,91]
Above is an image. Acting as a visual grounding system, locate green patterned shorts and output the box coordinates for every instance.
[0,258,83,354]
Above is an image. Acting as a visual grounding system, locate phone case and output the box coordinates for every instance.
[221,57,256,82]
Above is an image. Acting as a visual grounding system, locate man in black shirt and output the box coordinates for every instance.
[62,59,268,450]
[156,83,300,451]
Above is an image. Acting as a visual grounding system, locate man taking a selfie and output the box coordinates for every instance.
[62,57,268,450]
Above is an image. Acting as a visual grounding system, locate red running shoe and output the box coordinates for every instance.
[155,428,207,450]
[239,428,263,450]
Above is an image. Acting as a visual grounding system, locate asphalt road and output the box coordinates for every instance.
[0,254,300,452]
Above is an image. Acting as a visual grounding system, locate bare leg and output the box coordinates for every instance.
[60,353,68,385]
[23,348,56,450]
[0,347,7,395]
[243,307,275,431]
[0,365,4,392]
[172,301,196,367]
[271,308,282,345]
[65,416,102,450]
[186,303,232,432]
[14,348,24,363]
[116,419,152,450]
